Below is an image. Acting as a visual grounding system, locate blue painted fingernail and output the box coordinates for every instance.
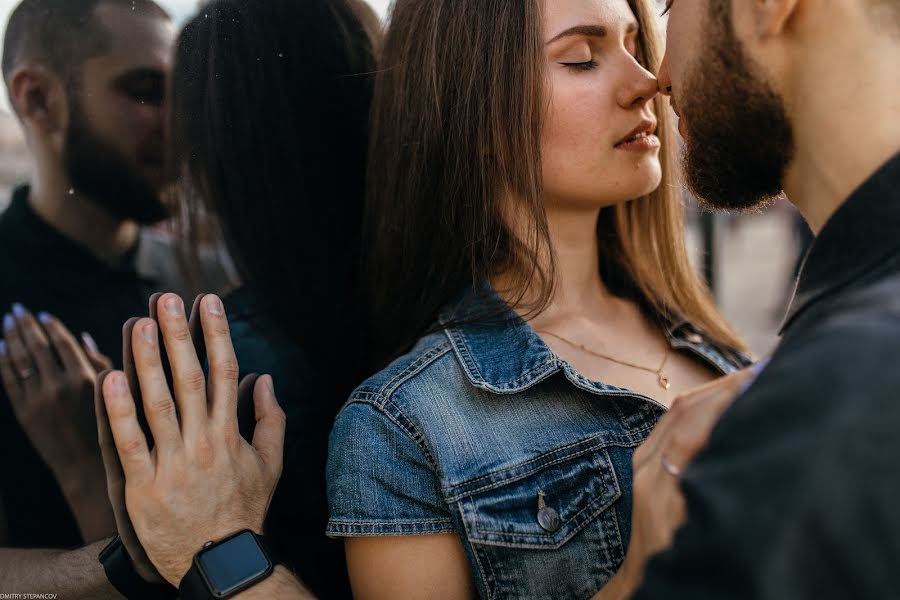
[11,303,25,319]
[38,312,51,324]
[0,340,6,356]
[3,314,13,330]
[740,359,770,395]
[81,332,99,353]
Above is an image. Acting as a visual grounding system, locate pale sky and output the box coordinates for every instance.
[0,0,391,111]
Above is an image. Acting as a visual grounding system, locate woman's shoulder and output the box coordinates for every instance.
[346,329,459,406]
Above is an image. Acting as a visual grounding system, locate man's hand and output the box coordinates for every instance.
[100,293,285,586]
[612,367,759,596]
[0,304,114,541]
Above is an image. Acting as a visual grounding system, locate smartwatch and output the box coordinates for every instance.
[98,535,179,599]
[178,529,277,599]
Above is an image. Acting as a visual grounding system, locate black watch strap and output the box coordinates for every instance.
[98,535,179,600]
[179,532,278,600]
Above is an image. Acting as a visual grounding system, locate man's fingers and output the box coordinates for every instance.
[237,374,260,443]
[199,295,240,426]
[82,332,113,371]
[156,293,207,436]
[132,318,183,455]
[96,370,126,486]
[251,375,285,480]
[40,313,93,374]
[188,294,207,366]
[635,369,753,472]
[102,371,153,483]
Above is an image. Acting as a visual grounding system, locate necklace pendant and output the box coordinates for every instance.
[658,373,671,390]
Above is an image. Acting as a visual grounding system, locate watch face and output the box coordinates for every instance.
[197,531,272,596]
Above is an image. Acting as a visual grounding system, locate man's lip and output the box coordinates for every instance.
[615,119,658,146]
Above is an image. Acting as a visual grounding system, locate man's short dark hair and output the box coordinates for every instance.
[2,0,169,85]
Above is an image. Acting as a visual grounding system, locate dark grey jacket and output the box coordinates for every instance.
[636,151,900,600]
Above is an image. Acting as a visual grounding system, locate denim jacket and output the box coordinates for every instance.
[327,287,749,599]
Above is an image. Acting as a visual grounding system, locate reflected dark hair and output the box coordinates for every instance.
[170,0,379,388]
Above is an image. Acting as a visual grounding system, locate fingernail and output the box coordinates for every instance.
[11,303,25,319]
[37,312,51,324]
[206,295,224,316]
[0,340,6,356]
[3,314,13,331]
[750,358,770,377]
[740,359,770,395]
[265,375,275,396]
[141,322,157,345]
[164,295,183,317]
[81,332,99,353]
[111,372,128,394]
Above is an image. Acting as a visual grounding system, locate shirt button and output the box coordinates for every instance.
[537,507,562,533]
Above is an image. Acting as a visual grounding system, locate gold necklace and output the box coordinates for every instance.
[537,330,672,390]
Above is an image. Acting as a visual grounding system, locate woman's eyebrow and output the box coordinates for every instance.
[546,21,638,45]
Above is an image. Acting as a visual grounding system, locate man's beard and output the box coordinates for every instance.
[679,1,794,211]
[63,101,169,225]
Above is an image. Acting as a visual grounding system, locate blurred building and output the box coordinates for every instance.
[0,108,30,210]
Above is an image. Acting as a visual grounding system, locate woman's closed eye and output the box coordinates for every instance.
[561,60,598,72]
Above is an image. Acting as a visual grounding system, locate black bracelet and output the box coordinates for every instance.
[98,535,179,600]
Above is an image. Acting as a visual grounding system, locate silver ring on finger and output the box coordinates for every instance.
[660,454,683,479]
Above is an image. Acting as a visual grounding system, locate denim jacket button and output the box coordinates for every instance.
[686,333,704,344]
[537,506,562,533]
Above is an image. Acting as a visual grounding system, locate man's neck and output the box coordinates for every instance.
[28,176,140,266]
[783,31,900,234]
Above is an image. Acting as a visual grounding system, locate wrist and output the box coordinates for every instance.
[57,456,106,499]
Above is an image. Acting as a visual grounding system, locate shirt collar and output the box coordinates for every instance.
[782,151,900,332]
[439,284,744,395]
[1,185,157,282]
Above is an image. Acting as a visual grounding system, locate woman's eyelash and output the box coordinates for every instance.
[561,61,598,72]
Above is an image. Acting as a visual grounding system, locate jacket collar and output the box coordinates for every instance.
[783,151,900,332]
[439,284,746,394]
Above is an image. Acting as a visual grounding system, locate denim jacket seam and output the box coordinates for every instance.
[457,503,496,600]
[328,518,454,526]
[380,340,454,396]
[380,396,443,471]
[339,392,442,472]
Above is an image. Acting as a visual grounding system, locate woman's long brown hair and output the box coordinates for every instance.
[365,0,747,367]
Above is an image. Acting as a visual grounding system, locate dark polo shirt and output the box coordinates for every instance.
[0,186,209,548]
[636,152,900,599]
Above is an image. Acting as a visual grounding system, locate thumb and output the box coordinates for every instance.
[251,375,285,480]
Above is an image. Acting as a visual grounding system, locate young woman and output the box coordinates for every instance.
[326,0,750,598]
[169,0,379,597]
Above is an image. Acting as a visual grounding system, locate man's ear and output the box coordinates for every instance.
[6,65,68,136]
[751,0,803,38]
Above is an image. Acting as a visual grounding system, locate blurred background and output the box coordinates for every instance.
[0,0,808,357]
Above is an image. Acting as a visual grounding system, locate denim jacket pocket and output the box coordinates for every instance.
[455,444,622,549]
[452,442,626,598]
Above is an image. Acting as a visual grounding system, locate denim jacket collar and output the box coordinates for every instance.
[438,285,743,396]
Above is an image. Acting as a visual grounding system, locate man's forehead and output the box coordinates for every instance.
[91,3,175,70]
